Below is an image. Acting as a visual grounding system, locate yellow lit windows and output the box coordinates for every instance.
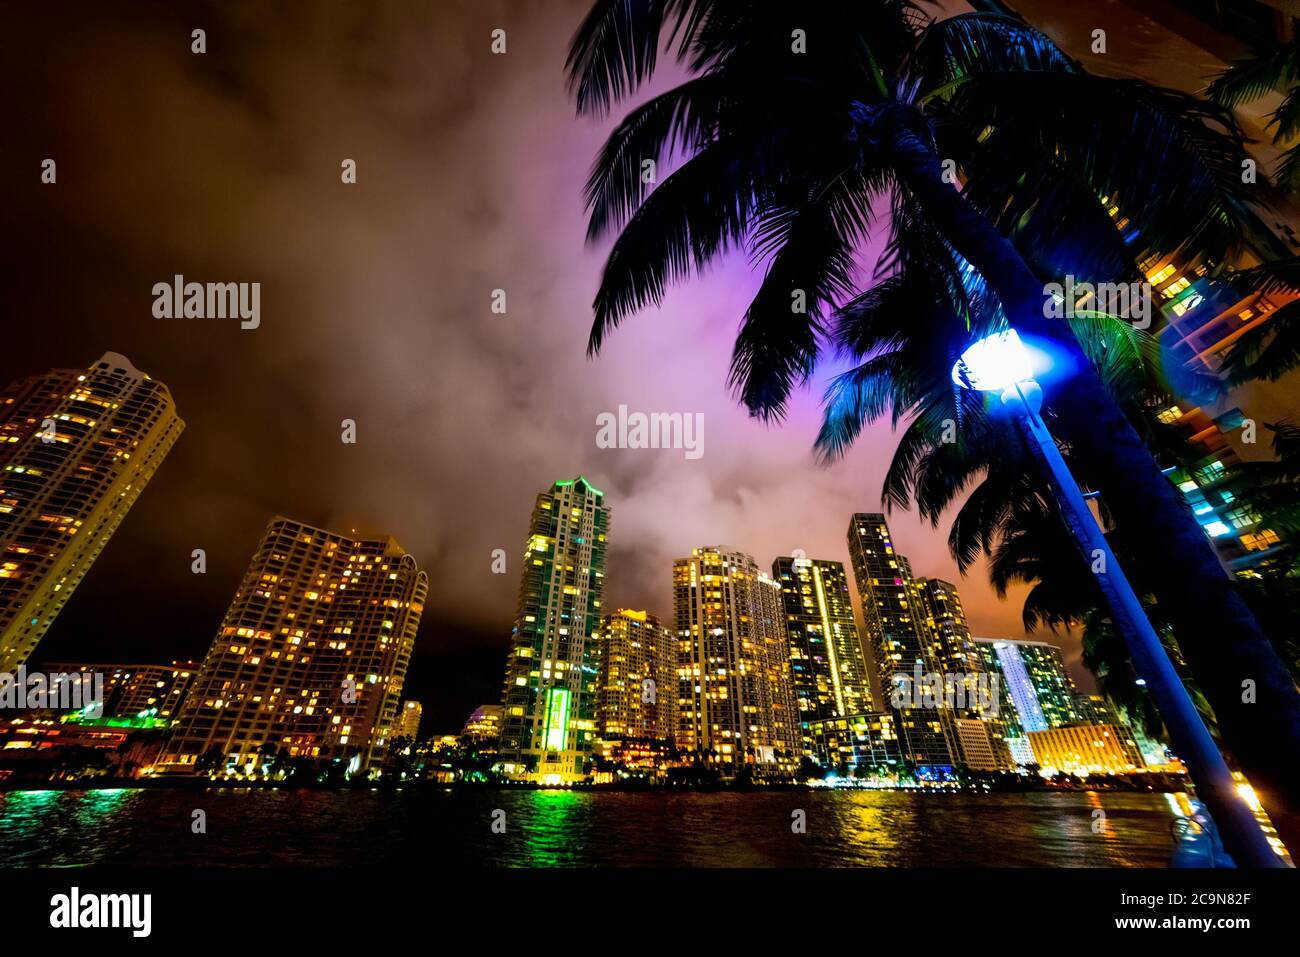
[1147,264,1177,285]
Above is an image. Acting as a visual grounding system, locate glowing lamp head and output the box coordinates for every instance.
[952,329,1036,393]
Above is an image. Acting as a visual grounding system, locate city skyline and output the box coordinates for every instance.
[0,457,1098,783]
[5,0,1300,927]
[0,372,1085,748]
[2,0,1080,734]
[0,348,1097,728]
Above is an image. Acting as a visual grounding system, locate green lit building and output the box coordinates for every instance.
[772,556,874,755]
[497,476,608,783]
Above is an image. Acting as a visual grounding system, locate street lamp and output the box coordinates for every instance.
[953,328,1284,868]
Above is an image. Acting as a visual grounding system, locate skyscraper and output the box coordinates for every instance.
[596,608,674,743]
[915,578,982,684]
[395,700,423,741]
[0,353,184,671]
[157,517,427,777]
[913,576,1009,769]
[772,556,873,755]
[973,638,1082,733]
[846,514,930,696]
[674,546,799,775]
[497,476,608,783]
[846,514,959,772]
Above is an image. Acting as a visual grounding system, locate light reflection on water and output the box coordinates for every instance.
[0,788,1183,867]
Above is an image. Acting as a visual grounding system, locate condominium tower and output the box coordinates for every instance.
[846,514,967,770]
[395,700,423,741]
[674,546,799,774]
[973,637,1082,734]
[772,556,873,753]
[0,353,183,671]
[596,608,674,742]
[845,514,930,696]
[157,517,427,776]
[497,476,608,782]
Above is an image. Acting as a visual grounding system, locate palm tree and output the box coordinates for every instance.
[1217,257,1300,384]
[567,0,1300,855]
[1208,42,1300,190]
[818,221,1189,728]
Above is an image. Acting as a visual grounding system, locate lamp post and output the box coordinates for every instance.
[953,329,1284,868]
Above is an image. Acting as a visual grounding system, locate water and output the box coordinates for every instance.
[0,788,1184,867]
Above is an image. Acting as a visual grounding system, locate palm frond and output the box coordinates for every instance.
[912,11,1076,102]
[587,138,758,354]
[1219,297,1300,383]
[1205,42,1300,108]
[730,177,876,420]
[583,74,731,241]
[567,0,719,116]
[945,72,1259,266]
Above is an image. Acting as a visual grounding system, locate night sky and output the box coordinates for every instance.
[1,0,1066,729]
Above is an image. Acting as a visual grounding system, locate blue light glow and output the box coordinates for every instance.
[952,329,1051,392]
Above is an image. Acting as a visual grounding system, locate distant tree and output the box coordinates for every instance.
[797,756,826,781]
[195,746,225,777]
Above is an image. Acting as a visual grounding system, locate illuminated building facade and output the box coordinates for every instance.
[157,517,427,776]
[974,637,1083,767]
[1159,403,1284,572]
[807,711,902,774]
[1025,724,1143,776]
[772,556,873,755]
[1105,193,1295,572]
[674,546,799,775]
[914,578,982,689]
[846,516,963,770]
[497,476,607,782]
[596,608,674,742]
[953,717,1003,772]
[0,353,184,672]
[395,700,422,741]
[846,514,930,694]
[41,660,198,725]
[461,703,502,746]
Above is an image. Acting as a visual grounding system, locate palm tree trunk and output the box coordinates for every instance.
[870,104,1300,857]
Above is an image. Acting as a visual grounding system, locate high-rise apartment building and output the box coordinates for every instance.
[497,476,607,783]
[0,353,184,671]
[42,660,198,725]
[915,578,982,683]
[974,638,1083,737]
[674,546,799,775]
[846,515,959,770]
[772,556,873,754]
[157,517,427,777]
[596,608,674,742]
[395,700,422,741]
[846,514,930,696]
